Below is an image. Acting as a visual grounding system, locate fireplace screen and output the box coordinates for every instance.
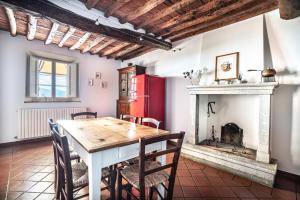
[221,123,243,147]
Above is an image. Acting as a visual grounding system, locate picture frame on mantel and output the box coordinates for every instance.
[215,52,239,81]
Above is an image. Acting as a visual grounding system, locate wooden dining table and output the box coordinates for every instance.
[57,117,170,200]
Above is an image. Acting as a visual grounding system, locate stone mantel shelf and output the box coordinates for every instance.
[186,82,279,95]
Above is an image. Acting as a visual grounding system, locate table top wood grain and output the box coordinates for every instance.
[57,117,170,153]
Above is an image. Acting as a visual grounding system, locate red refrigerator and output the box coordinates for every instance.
[129,74,165,129]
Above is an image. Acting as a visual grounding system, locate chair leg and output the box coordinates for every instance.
[126,185,132,200]
[55,168,61,200]
[110,167,117,200]
[117,170,123,200]
[149,187,154,200]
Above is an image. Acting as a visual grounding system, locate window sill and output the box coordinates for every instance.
[24,97,81,103]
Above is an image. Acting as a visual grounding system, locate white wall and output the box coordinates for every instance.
[121,10,300,175]
[0,31,120,143]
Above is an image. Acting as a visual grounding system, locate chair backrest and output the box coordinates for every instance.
[140,117,161,129]
[53,127,74,199]
[120,114,137,123]
[138,132,185,200]
[71,112,97,120]
[48,118,59,166]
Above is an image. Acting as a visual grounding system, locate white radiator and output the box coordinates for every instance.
[17,107,87,139]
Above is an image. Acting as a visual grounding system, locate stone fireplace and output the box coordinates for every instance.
[182,83,278,186]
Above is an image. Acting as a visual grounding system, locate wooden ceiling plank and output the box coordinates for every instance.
[101,42,129,56]
[85,0,100,9]
[93,39,116,54]
[4,7,16,36]
[45,22,59,45]
[82,35,105,53]
[0,0,172,50]
[122,0,165,23]
[170,0,278,41]
[136,0,196,30]
[70,32,91,50]
[58,26,76,47]
[27,15,37,40]
[162,0,254,38]
[279,0,300,19]
[108,44,140,59]
[104,0,130,17]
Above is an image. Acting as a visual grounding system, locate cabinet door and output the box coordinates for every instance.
[119,72,128,98]
[127,71,136,97]
[117,101,130,117]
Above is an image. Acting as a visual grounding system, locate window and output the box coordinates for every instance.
[26,56,79,102]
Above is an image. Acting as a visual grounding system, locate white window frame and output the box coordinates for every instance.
[25,55,80,103]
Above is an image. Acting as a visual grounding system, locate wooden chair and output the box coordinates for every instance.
[140,117,161,129]
[53,127,117,200]
[71,112,97,120]
[120,114,138,123]
[48,119,81,199]
[117,132,185,200]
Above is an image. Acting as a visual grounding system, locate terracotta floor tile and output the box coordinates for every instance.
[198,186,219,198]
[272,188,296,200]
[192,176,211,187]
[27,181,52,193]
[173,186,184,197]
[249,182,272,198]
[231,187,255,198]
[232,176,252,186]
[189,169,205,177]
[176,169,191,177]
[35,193,55,200]
[11,172,35,181]
[6,191,22,200]
[203,167,220,177]
[214,186,236,198]
[207,176,226,186]
[41,173,55,182]
[9,181,37,192]
[181,186,202,198]
[43,183,55,194]
[27,173,49,182]
[16,192,40,199]
[39,166,54,173]
[178,176,196,187]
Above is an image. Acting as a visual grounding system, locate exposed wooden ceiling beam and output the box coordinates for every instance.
[27,15,37,40]
[161,0,253,38]
[170,0,278,42]
[93,39,116,54]
[70,32,91,50]
[279,0,300,19]
[135,0,196,30]
[4,7,16,36]
[81,36,105,53]
[104,0,130,18]
[149,0,222,33]
[58,26,76,47]
[119,46,153,60]
[85,0,100,9]
[120,0,165,23]
[45,22,59,44]
[107,44,140,59]
[101,42,129,57]
[0,0,172,50]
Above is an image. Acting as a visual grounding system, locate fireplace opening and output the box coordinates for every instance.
[199,123,256,160]
[221,123,243,147]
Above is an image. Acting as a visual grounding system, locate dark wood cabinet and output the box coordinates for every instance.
[116,65,146,117]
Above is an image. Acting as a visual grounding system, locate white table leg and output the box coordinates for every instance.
[88,152,102,200]
[157,141,167,200]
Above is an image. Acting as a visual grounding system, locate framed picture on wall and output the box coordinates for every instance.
[215,52,239,80]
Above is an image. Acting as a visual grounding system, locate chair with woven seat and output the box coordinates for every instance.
[117,132,185,200]
[140,117,161,129]
[48,119,82,199]
[71,112,97,120]
[120,114,138,123]
[53,127,116,200]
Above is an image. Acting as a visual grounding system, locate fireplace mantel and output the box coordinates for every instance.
[186,82,278,95]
